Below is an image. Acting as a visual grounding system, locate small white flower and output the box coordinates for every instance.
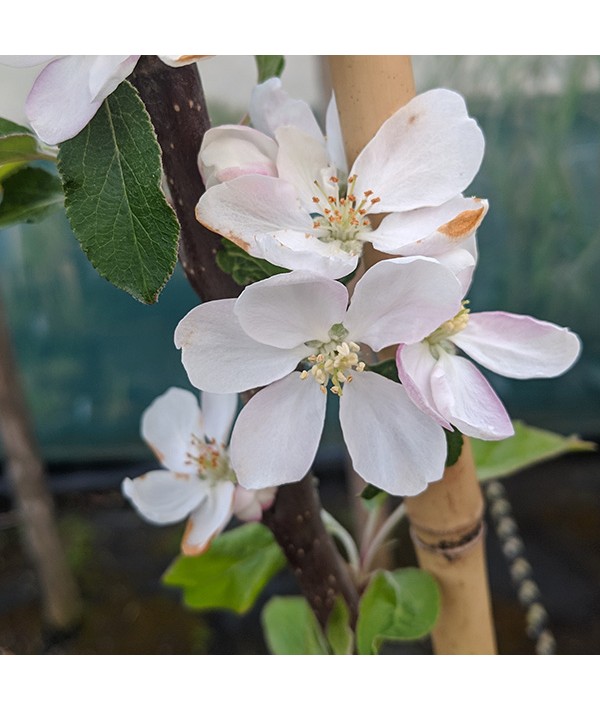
[396,301,582,441]
[0,55,204,144]
[122,387,275,555]
[196,78,487,279]
[174,257,464,496]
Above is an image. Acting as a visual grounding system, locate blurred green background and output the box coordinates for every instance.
[0,56,598,464]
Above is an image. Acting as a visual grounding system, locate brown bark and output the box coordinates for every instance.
[0,293,82,630]
[328,55,497,653]
[131,56,359,625]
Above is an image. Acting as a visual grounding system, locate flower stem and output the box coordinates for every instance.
[361,502,406,573]
[321,510,360,573]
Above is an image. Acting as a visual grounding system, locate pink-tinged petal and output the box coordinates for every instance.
[200,392,238,445]
[199,125,278,189]
[232,486,277,522]
[352,89,484,213]
[196,174,313,257]
[181,481,235,555]
[158,55,209,67]
[122,470,209,525]
[431,351,514,440]
[87,55,139,102]
[141,387,203,474]
[344,257,462,351]
[255,229,358,279]
[339,371,446,496]
[370,196,488,255]
[174,300,310,394]
[0,55,57,67]
[275,126,330,209]
[451,312,582,379]
[250,77,322,142]
[234,270,348,349]
[229,373,326,489]
[396,343,452,428]
[325,92,348,175]
[25,55,126,143]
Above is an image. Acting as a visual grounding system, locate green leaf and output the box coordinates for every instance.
[216,237,289,285]
[326,597,354,655]
[163,523,285,614]
[360,483,385,501]
[356,568,440,654]
[57,80,180,304]
[0,133,50,167]
[367,358,400,383]
[0,167,63,228]
[0,117,33,136]
[472,420,596,482]
[262,596,329,655]
[255,56,286,82]
[445,427,464,467]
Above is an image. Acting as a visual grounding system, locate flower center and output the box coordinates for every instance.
[310,174,379,255]
[426,302,470,357]
[185,435,236,483]
[300,323,366,396]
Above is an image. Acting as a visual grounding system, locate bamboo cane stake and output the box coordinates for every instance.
[328,55,497,654]
[0,292,82,631]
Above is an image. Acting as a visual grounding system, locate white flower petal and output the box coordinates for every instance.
[181,481,235,555]
[87,55,139,102]
[344,257,463,351]
[352,89,484,212]
[25,56,104,143]
[200,391,238,445]
[435,240,478,295]
[24,55,136,144]
[451,312,582,379]
[370,196,488,255]
[175,300,310,393]
[255,229,358,279]
[396,343,452,428]
[325,92,348,176]
[233,486,277,522]
[339,371,446,496]
[230,373,326,489]
[196,174,313,257]
[250,77,322,142]
[234,270,348,348]
[141,387,204,474]
[431,351,514,440]
[199,125,278,189]
[275,126,330,209]
[122,470,208,525]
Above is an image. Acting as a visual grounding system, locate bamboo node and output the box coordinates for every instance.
[409,519,485,562]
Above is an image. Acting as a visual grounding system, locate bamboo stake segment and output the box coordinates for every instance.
[328,55,497,654]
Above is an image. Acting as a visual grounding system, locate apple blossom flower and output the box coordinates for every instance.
[122,387,276,555]
[174,257,464,496]
[196,78,487,279]
[0,55,205,144]
[396,301,582,441]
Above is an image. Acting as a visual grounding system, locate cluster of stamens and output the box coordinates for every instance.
[300,326,366,397]
[184,434,235,483]
[426,301,471,357]
[310,174,380,253]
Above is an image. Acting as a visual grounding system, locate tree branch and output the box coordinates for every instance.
[130,56,359,626]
